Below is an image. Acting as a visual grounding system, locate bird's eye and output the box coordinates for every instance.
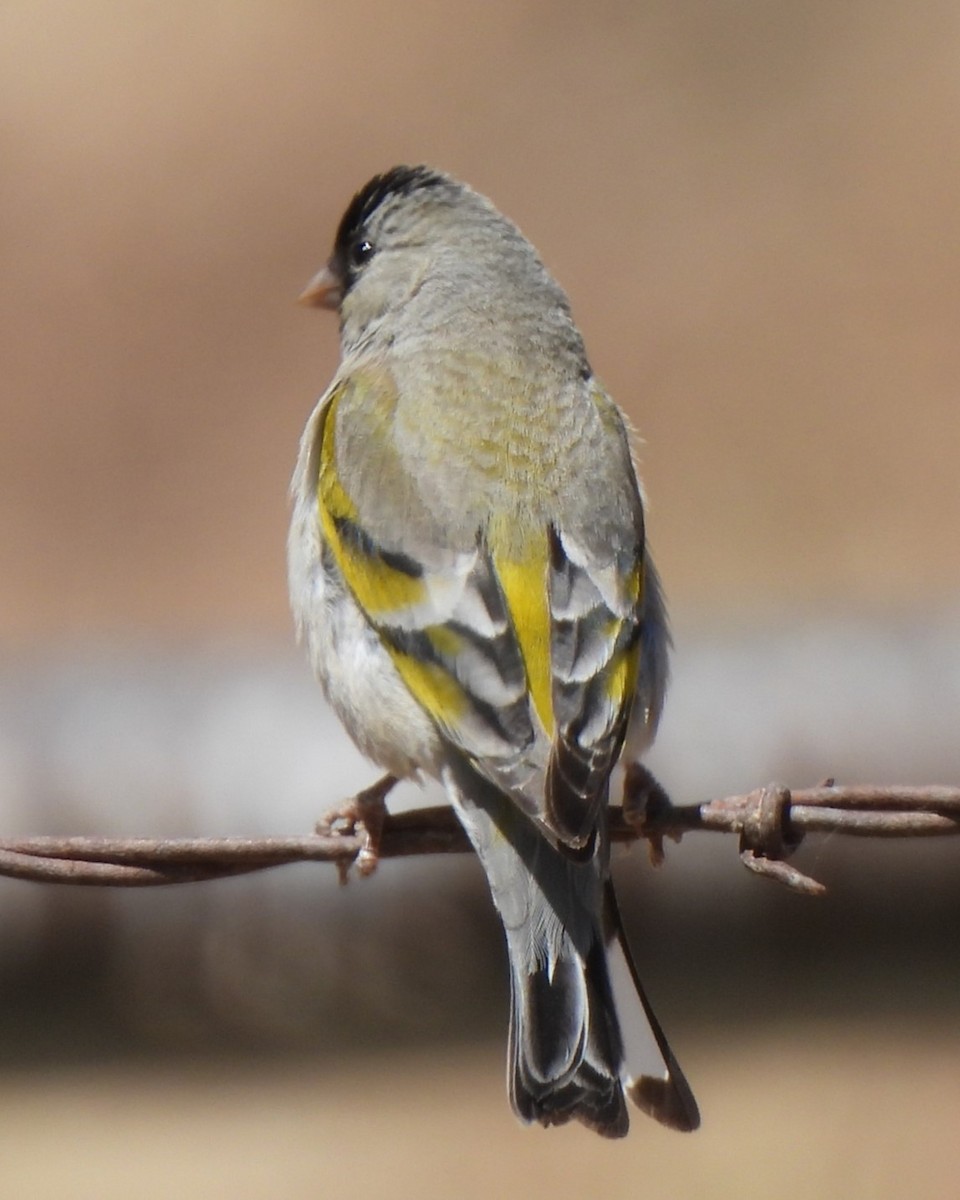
[350,238,375,267]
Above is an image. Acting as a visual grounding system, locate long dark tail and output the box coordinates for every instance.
[508,880,698,1137]
[444,763,699,1137]
[507,898,628,1135]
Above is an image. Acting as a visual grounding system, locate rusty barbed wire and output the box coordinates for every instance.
[0,770,957,895]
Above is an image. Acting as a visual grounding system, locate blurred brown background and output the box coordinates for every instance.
[2,2,959,1197]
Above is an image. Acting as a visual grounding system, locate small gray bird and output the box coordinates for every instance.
[288,166,698,1136]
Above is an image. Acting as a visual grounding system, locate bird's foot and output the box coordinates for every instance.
[622,762,673,866]
[317,774,398,882]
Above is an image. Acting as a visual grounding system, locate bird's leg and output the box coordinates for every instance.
[316,773,398,882]
[622,761,673,866]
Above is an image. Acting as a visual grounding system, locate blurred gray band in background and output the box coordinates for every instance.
[1,619,957,1064]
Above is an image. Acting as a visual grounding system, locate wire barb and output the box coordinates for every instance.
[0,778,957,891]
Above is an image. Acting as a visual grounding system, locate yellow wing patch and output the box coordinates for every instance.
[388,647,468,726]
[605,640,641,708]
[605,559,643,707]
[394,623,472,729]
[489,520,553,735]
[317,390,427,618]
[317,388,471,733]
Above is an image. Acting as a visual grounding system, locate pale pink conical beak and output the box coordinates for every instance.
[298,263,341,309]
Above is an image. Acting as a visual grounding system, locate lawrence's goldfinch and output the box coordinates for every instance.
[288,166,698,1137]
